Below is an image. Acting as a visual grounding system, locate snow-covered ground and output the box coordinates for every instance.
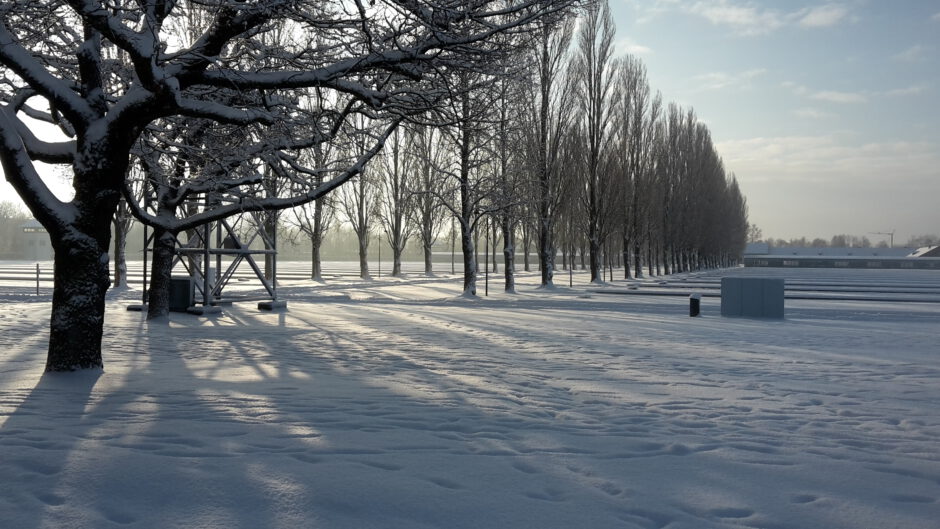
[1,264,938,528]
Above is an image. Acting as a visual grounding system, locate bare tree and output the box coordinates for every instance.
[572,0,618,283]
[337,135,377,280]
[288,145,338,281]
[374,127,415,277]
[614,55,660,278]
[111,198,134,288]
[433,71,504,296]
[525,16,575,287]
[407,124,450,276]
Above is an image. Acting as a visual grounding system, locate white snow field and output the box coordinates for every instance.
[1,264,939,529]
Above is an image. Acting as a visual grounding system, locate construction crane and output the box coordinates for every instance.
[870,230,895,248]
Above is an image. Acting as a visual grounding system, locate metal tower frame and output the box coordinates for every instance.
[138,196,285,312]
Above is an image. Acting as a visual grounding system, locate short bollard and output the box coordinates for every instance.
[689,293,701,317]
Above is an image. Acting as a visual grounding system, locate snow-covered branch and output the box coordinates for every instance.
[125,119,403,233]
[0,106,75,229]
[174,98,276,126]
[0,21,95,126]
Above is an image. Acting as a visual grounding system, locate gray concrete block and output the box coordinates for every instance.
[721,277,784,318]
[741,278,765,316]
[720,277,742,316]
[762,279,785,318]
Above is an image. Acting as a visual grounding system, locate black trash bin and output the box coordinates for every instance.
[689,293,701,317]
[169,276,194,312]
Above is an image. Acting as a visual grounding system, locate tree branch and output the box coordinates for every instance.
[0,21,95,127]
[0,105,75,231]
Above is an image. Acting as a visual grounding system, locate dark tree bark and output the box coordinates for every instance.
[358,236,371,280]
[112,218,127,289]
[311,200,325,280]
[39,124,133,371]
[502,215,516,293]
[147,229,177,321]
[460,219,477,296]
[522,222,532,272]
[622,234,631,280]
[46,220,113,371]
[111,199,132,288]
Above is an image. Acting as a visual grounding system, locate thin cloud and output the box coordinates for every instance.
[885,84,929,97]
[781,81,810,96]
[811,90,867,104]
[628,0,681,24]
[688,0,785,36]
[798,4,849,28]
[933,12,940,22]
[682,0,851,36]
[717,136,939,187]
[692,68,767,91]
[892,45,928,63]
[615,37,653,56]
[793,107,833,119]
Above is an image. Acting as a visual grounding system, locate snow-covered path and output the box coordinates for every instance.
[1,269,938,528]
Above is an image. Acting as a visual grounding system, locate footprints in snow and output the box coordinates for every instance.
[790,494,819,504]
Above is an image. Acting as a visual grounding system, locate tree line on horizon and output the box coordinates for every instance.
[746,225,939,250]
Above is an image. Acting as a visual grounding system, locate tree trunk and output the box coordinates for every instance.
[112,217,127,288]
[423,241,433,276]
[622,234,631,279]
[310,240,322,281]
[502,216,515,293]
[589,235,602,283]
[491,222,498,274]
[357,233,370,279]
[461,220,476,295]
[311,200,324,281]
[522,225,531,272]
[588,177,601,283]
[264,213,276,281]
[45,229,111,371]
[633,237,642,279]
[538,216,554,286]
[392,244,403,277]
[147,229,177,321]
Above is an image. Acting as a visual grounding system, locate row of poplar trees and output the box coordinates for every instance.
[316,0,750,295]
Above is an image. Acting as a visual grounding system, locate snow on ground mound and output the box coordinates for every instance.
[1,269,938,528]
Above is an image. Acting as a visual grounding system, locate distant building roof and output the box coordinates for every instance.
[756,246,916,258]
[744,242,769,255]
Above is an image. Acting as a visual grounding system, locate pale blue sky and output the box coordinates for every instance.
[612,0,940,243]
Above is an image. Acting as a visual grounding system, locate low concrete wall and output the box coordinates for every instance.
[721,277,785,318]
